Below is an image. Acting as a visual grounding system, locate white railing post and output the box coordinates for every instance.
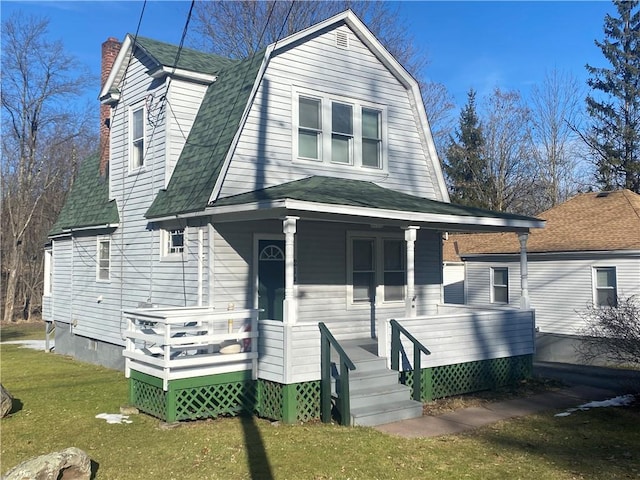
[283,216,299,325]
[404,226,420,318]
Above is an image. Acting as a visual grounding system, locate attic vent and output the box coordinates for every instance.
[596,191,612,198]
[335,30,349,49]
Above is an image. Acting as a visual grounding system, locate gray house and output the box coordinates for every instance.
[43,11,543,425]
[444,190,640,365]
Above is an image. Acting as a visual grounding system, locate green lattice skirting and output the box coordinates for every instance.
[401,354,533,402]
[129,370,320,424]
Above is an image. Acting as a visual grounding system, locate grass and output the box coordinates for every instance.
[0,320,46,341]
[1,344,639,479]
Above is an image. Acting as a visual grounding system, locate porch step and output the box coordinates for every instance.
[331,338,423,427]
[350,399,423,427]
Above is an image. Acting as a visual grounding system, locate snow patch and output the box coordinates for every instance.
[96,413,133,424]
[554,394,636,417]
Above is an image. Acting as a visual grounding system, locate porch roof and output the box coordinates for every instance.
[206,176,544,231]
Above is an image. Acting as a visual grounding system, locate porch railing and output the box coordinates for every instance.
[319,322,356,426]
[390,319,431,401]
[123,307,259,390]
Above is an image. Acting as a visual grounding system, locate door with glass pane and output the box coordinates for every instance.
[258,240,285,321]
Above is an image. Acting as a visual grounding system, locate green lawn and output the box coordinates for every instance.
[0,321,46,341]
[1,344,639,479]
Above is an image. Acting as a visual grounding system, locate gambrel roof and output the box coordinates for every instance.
[445,190,640,260]
[49,154,119,236]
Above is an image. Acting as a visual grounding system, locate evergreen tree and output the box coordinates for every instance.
[444,90,491,208]
[585,0,640,193]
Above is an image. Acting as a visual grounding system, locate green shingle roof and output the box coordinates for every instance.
[49,154,119,236]
[135,36,238,75]
[212,176,541,222]
[145,51,265,219]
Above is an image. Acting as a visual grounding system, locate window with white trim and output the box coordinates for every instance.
[97,237,110,281]
[491,267,508,304]
[162,227,186,259]
[349,234,405,305]
[129,105,145,170]
[294,89,386,170]
[594,266,617,307]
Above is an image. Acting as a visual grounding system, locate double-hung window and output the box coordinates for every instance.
[594,266,617,307]
[294,89,385,170]
[349,234,405,305]
[491,267,509,304]
[97,237,110,281]
[130,105,145,170]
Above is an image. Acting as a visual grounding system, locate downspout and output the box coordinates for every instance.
[518,232,530,309]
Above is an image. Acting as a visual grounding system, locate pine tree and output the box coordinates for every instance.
[444,90,491,208]
[585,0,640,193]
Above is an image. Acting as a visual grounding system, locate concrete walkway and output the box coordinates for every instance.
[376,361,640,438]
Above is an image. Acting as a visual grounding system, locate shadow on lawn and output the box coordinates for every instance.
[9,397,23,415]
[240,414,273,480]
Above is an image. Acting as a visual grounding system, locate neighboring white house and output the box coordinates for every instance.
[444,190,640,364]
[43,11,544,425]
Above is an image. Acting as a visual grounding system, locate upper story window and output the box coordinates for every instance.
[97,237,111,281]
[161,227,186,260]
[594,266,617,307]
[130,105,145,170]
[294,88,386,170]
[491,267,508,304]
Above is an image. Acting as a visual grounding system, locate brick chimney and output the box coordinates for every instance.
[100,37,121,177]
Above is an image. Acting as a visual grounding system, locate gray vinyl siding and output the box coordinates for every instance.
[51,238,72,324]
[165,78,209,184]
[443,263,465,304]
[465,254,640,336]
[219,24,440,201]
[414,229,443,315]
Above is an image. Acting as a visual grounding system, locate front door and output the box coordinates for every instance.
[258,239,285,321]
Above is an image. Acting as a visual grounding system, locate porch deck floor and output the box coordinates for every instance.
[338,338,378,358]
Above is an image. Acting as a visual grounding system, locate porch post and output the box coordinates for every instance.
[518,232,530,309]
[283,216,299,325]
[404,226,420,318]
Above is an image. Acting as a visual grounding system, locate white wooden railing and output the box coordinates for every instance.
[123,307,259,390]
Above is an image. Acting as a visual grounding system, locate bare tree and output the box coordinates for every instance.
[1,12,95,321]
[482,88,536,214]
[577,295,640,367]
[191,0,454,153]
[530,69,588,212]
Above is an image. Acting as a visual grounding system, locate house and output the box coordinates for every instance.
[444,190,640,365]
[43,11,544,426]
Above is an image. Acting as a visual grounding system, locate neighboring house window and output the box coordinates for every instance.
[130,105,145,170]
[294,89,386,169]
[97,237,110,281]
[44,248,52,295]
[349,234,405,305]
[162,227,186,259]
[594,266,617,307]
[491,267,508,304]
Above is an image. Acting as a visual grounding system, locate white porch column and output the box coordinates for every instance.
[404,226,420,317]
[283,216,299,325]
[518,232,530,309]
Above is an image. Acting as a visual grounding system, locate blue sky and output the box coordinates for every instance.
[1,0,616,112]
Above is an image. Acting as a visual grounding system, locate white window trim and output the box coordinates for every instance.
[346,231,405,309]
[96,236,111,282]
[592,266,618,307]
[161,227,187,261]
[292,87,388,172]
[43,248,53,296]
[128,102,146,172]
[490,267,509,304]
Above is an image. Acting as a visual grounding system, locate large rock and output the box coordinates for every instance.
[0,384,13,418]
[2,447,91,480]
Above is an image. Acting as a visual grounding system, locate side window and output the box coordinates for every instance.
[331,102,353,164]
[97,237,110,281]
[491,267,508,304]
[162,227,186,259]
[352,238,375,303]
[362,108,382,168]
[130,105,145,170]
[383,239,405,302]
[594,267,617,307]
